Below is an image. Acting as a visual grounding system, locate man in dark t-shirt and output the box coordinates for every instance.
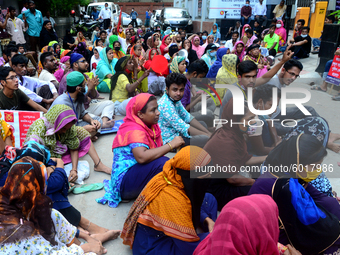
[289,26,311,59]
[0,66,47,112]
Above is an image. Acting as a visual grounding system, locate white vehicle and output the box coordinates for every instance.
[87,2,120,25]
[114,12,143,27]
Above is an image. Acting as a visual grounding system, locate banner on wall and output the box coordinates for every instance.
[325,53,340,86]
[209,0,267,19]
[0,110,43,148]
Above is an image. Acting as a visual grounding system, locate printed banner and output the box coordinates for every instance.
[325,53,340,86]
[209,0,267,19]
[0,110,43,148]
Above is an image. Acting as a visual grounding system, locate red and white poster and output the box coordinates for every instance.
[325,53,340,86]
[0,110,42,147]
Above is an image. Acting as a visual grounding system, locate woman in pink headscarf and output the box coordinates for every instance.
[241,24,251,39]
[275,20,287,47]
[193,194,300,255]
[191,35,205,58]
[232,41,246,62]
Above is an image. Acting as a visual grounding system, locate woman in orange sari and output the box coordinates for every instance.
[121,146,217,255]
[0,113,14,152]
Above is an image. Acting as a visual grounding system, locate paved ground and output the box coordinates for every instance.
[69,38,340,255]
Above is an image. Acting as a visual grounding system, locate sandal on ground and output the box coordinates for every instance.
[311,85,327,92]
[68,184,76,193]
[72,183,104,194]
[332,95,340,101]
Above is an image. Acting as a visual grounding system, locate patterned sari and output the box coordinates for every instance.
[24,105,91,164]
[121,146,211,248]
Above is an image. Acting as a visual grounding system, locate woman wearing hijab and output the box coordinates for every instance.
[164,27,172,36]
[109,55,150,115]
[112,41,125,59]
[118,25,126,39]
[63,29,75,50]
[170,56,187,74]
[209,23,221,43]
[121,146,217,255]
[54,55,71,83]
[204,99,267,210]
[275,19,287,48]
[97,94,184,208]
[74,31,87,46]
[243,44,269,77]
[24,104,111,182]
[40,20,58,49]
[194,195,295,255]
[201,43,218,69]
[206,48,228,78]
[160,34,172,55]
[127,35,137,55]
[232,40,246,62]
[145,34,161,57]
[241,24,251,39]
[190,35,205,58]
[96,46,118,93]
[182,39,198,66]
[249,134,340,254]
[214,54,239,106]
[90,47,103,73]
[0,157,107,254]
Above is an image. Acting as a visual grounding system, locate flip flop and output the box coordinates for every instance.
[332,95,340,101]
[68,184,76,194]
[72,183,104,194]
[311,85,327,92]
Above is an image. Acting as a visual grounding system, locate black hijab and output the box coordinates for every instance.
[63,29,75,49]
[40,20,58,48]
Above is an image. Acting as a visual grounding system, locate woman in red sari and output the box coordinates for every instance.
[96,94,184,208]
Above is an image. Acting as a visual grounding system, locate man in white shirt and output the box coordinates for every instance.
[6,6,28,45]
[225,31,239,53]
[11,54,58,109]
[99,3,112,29]
[39,52,59,89]
[254,0,267,28]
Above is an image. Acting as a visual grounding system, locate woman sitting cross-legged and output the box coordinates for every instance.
[47,157,121,245]
[121,146,218,255]
[24,104,111,180]
[97,93,185,208]
[0,156,107,255]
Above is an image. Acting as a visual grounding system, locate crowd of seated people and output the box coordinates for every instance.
[0,2,339,254]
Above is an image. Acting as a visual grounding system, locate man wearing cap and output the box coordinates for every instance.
[58,53,115,132]
[51,71,102,137]
[98,3,112,30]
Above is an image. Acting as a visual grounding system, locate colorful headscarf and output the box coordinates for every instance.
[193,195,280,255]
[191,35,205,58]
[0,157,56,245]
[170,56,186,73]
[0,113,14,146]
[121,146,211,248]
[241,24,251,38]
[275,20,287,46]
[24,105,83,158]
[60,49,71,59]
[233,40,246,62]
[118,25,126,39]
[96,47,118,85]
[143,48,159,70]
[112,93,163,150]
[160,35,170,55]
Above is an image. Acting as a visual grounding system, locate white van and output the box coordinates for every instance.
[87,2,120,24]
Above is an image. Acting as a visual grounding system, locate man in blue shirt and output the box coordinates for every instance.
[145,9,150,27]
[130,8,138,28]
[18,0,43,53]
[91,7,100,21]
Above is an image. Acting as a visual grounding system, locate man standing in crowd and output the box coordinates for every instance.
[6,6,28,46]
[263,24,279,56]
[99,3,112,30]
[289,26,311,59]
[43,11,56,32]
[130,8,138,28]
[145,9,151,27]
[18,1,43,52]
[241,0,252,26]
[254,0,267,28]
[91,7,100,21]
[273,0,287,20]
[0,66,47,112]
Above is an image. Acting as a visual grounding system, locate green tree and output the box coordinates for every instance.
[34,0,90,17]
